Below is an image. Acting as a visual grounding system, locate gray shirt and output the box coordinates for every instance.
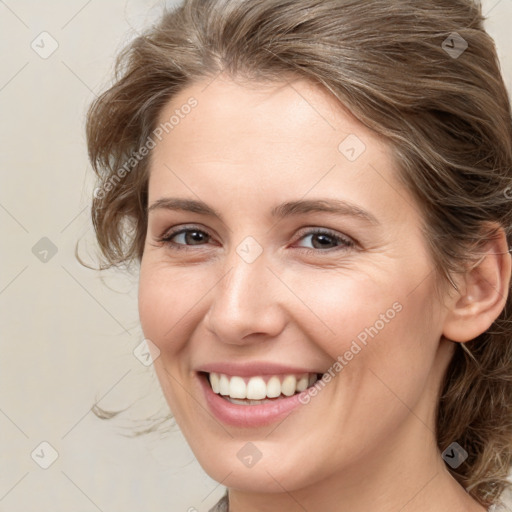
[208,493,228,512]
[207,493,509,512]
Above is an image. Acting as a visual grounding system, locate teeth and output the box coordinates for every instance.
[229,376,246,399]
[219,374,230,395]
[210,372,220,393]
[208,372,320,400]
[246,377,266,400]
[281,375,296,396]
[266,376,281,398]
[296,375,309,392]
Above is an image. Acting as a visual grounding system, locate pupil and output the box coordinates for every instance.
[188,231,206,244]
[314,234,333,248]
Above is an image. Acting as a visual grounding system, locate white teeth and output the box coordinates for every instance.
[219,374,230,396]
[281,375,297,396]
[246,377,267,400]
[208,372,320,401]
[296,375,309,392]
[209,372,220,393]
[229,376,246,399]
[266,376,281,398]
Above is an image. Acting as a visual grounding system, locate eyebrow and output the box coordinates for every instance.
[148,197,379,225]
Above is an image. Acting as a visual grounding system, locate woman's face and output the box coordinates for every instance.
[138,75,455,493]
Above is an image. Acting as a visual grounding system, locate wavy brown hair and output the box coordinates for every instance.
[85,0,512,507]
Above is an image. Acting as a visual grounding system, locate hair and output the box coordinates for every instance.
[85,0,512,507]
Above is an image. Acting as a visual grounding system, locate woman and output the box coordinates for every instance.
[86,0,512,510]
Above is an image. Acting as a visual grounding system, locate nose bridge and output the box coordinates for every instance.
[205,242,284,342]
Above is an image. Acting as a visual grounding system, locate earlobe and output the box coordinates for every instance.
[442,227,511,343]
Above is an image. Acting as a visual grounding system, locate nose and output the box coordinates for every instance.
[203,248,287,346]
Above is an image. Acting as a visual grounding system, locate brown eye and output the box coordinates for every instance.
[295,228,355,253]
[158,226,212,249]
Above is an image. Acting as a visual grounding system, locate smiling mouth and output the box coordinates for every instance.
[201,371,323,405]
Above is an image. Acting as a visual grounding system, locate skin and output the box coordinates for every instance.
[138,74,509,512]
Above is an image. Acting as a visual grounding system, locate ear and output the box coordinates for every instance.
[442,226,511,343]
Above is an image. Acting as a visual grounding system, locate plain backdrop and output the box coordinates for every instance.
[0,1,511,511]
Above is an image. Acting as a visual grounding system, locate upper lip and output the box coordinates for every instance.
[196,361,323,377]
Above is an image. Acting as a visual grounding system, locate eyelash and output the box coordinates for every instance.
[156,225,356,254]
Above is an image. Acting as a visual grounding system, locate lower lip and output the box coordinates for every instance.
[198,373,308,428]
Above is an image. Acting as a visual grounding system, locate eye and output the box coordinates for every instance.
[157,225,213,250]
[294,228,355,253]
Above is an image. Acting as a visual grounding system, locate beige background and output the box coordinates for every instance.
[0,1,511,511]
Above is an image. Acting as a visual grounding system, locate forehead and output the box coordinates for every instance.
[153,74,385,161]
[147,75,418,227]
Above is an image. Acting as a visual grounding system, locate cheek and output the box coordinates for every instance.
[287,267,441,392]
[281,268,406,354]
[138,262,203,422]
[138,260,214,351]
[138,263,190,353]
